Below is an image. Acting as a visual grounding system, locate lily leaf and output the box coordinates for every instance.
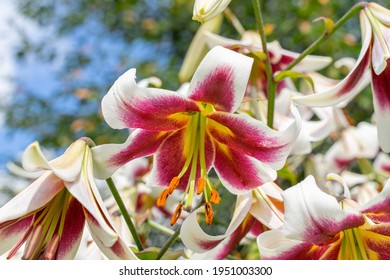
[274,70,315,91]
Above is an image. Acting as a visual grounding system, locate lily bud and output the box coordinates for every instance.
[193,0,232,23]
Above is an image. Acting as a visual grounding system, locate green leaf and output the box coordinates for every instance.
[274,70,315,91]
[134,247,185,260]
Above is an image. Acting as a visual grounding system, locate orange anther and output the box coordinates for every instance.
[210,189,221,204]
[156,189,170,207]
[168,177,180,194]
[204,202,213,225]
[197,177,206,195]
[170,204,183,226]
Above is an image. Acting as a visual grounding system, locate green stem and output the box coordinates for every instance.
[105,177,144,252]
[284,2,368,71]
[252,0,276,128]
[147,219,176,237]
[156,225,181,260]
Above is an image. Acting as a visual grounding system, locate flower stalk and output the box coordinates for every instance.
[156,225,181,260]
[105,177,144,252]
[252,0,277,128]
[285,2,368,71]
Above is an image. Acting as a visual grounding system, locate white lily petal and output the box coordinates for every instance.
[85,210,138,260]
[373,152,390,175]
[48,139,86,182]
[257,229,302,260]
[282,176,364,244]
[367,2,390,25]
[279,48,332,72]
[293,12,372,107]
[22,141,51,172]
[250,183,284,230]
[181,193,252,253]
[22,140,86,182]
[0,171,64,223]
[361,178,390,214]
[65,147,118,247]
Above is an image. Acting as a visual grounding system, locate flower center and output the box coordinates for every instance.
[157,104,221,225]
[7,188,72,260]
[339,228,369,260]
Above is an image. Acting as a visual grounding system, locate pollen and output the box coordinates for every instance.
[210,189,221,204]
[168,176,180,194]
[204,202,213,225]
[157,189,170,207]
[170,204,183,226]
[197,177,206,194]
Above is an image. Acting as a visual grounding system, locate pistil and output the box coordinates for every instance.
[156,105,222,226]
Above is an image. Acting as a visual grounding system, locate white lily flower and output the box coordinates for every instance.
[0,139,137,260]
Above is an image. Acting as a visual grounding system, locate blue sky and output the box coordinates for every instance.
[0,0,165,172]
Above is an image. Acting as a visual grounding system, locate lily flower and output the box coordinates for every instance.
[257,175,390,260]
[92,46,300,225]
[192,0,231,23]
[293,3,390,152]
[0,139,137,260]
[324,122,379,171]
[374,152,390,176]
[204,30,332,98]
[181,182,284,259]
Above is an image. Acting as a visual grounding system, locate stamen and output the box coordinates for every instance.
[168,177,180,194]
[210,189,221,204]
[157,189,170,207]
[7,225,33,259]
[204,202,213,225]
[170,204,183,226]
[197,177,206,195]
[44,233,60,260]
[23,225,43,260]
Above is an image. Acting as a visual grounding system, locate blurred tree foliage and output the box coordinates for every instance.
[5,0,385,157]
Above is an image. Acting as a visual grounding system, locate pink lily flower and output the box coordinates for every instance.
[0,139,137,260]
[92,46,300,225]
[204,31,332,97]
[293,3,390,152]
[257,175,390,260]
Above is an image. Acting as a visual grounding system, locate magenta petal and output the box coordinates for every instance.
[189,65,236,112]
[92,129,169,179]
[207,112,298,169]
[187,46,253,113]
[102,69,200,131]
[213,142,276,194]
[56,198,85,260]
[0,216,33,256]
[212,215,255,260]
[257,230,339,260]
[361,179,390,223]
[148,127,215,190]
[117,93,199,131]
